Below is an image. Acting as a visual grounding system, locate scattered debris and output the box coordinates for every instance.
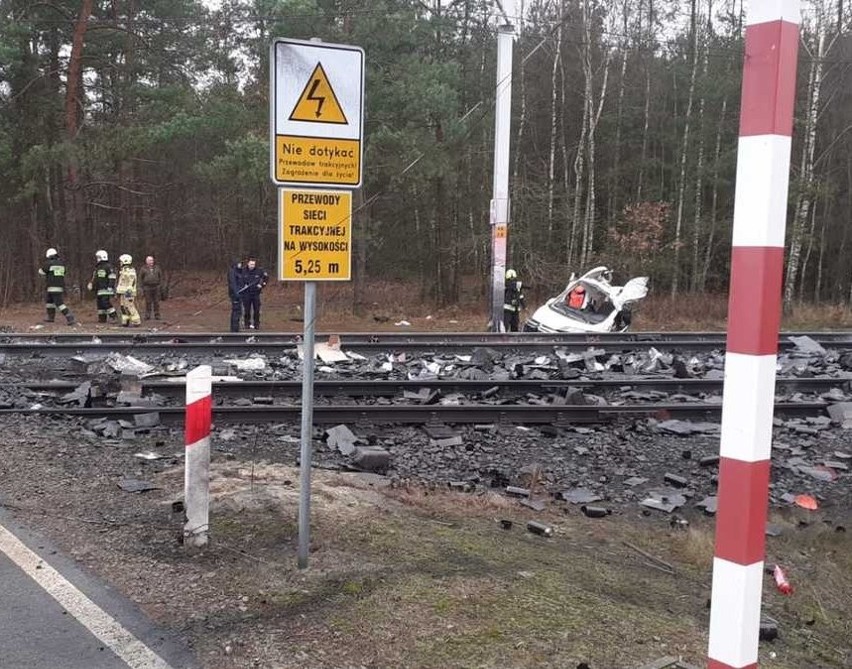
[772,564,793,595]
[223,356,267,372]
[759,616,779,642]
[695,496,718,515]
[788,335,826,356]
[133,412,161,428]
[560,487,603,505]
[793,494,819,510]
[827,402,852,428]
[526,521,553,537]
[658,419,719,436]
[580,505,611,518]
[105,353,154,375]
[640,490,686,514]
[117,478,161,493]
[326,424,358,456]
[352,446,391,473]
[134,451,167,461]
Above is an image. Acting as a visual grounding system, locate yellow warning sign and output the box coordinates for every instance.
[279,189,352,281]
[274,136,360,186]
[289,63,348,125]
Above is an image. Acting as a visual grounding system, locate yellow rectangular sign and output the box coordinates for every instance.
[275,136,361,187]
[279,189,352,281]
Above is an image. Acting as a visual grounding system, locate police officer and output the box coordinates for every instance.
[38,248,76,325]
[240,256,269,330]
[503,269,525,332]
[227,258,244,332]
[87,250,118,323]
[116,254,141,327]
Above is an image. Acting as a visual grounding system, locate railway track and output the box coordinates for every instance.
[0,330,851,356]
[8,375,850,399]
[0,400,828,425]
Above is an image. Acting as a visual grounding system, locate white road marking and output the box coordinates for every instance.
[0,523,174,669]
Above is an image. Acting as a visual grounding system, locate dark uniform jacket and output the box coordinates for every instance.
[138,265,162,287]
[228,263,243,300]
[239,266,269,297]
[91,260,117,296]
[39,256,67,293]
[504,279,525,312]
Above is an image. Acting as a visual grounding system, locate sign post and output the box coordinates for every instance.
[489,24,513,332]
[271,37,363,569]
[707,3,800,668]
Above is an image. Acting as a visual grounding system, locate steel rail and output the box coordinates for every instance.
[2,330,851,343]
[1,337,850,356]
[10,376,849,399]
[0,401,828,425]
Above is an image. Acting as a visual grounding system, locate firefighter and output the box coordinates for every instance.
[240,256,269,330]
[503,269,525,332]
[116,254,141,327]
[87,250,118,323]
[38,248,76,325]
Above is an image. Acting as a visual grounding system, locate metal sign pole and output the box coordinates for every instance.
[297,280,316,569]
[489,23,514,332]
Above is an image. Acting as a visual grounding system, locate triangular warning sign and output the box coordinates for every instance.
[288,63,348,125]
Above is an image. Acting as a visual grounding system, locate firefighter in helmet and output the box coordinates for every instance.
[87,250,118,323]
[38,248,76,325]
[116,254,141,327]
[503,269,525,332]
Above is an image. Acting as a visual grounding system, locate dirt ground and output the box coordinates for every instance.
[4,275,852,333]
[0,416,849,669]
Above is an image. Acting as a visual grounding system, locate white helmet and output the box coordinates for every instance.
[95,250,108,262]
[119,253,132,266]
[45,248,58,259]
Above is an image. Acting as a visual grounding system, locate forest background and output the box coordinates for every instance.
[0,0,849,311]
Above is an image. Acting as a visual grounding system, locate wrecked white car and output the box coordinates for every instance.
[524,266,649,334]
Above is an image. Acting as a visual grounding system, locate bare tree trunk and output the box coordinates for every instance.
[65,0,94,283]
[511,0,527,222]
[690,28,709,292]
[671,0,699,296]
[568,64,589,268]
[609,9,629,220]
[701,93,727,291]
[785,27,825,306]
[546,20,563,242]
[637,68,651,201]
[581,50,611,266]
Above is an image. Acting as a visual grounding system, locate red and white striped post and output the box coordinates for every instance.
[185,365,212,548]
[708,3,800,668]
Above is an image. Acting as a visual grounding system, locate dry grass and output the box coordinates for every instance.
[173,468,852,669]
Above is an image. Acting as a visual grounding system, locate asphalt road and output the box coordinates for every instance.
[0,515,195,669]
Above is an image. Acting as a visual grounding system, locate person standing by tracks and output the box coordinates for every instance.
[116,254,142,327]
[138,255,163,321]
[240,256,268,330]
[87,250,119,323]
[38,248,76,326]
[228,258,245,332]
[503,269,526,332]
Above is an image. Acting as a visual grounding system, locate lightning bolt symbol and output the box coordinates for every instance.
[306,79,325,118]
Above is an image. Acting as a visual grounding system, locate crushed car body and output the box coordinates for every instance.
[524,266,649,334]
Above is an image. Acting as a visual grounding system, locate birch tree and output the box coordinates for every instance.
[671,0,699,296]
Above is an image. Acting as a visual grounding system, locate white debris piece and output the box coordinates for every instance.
[224,356,267,371]
[395,320,411,327]
[106,353,154,375]
[316,343,349,363]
